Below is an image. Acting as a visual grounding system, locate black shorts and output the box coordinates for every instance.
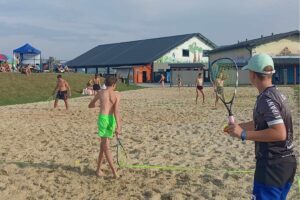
[197,86,203,90]
[254,156,297,187]
[93,84,100,91]
[216,86,223,94]
[56,90,67,100]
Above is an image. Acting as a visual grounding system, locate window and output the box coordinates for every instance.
[202,50,210,57]
[182,49,189,57]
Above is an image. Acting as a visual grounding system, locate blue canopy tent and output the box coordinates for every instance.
[13,43,42,70]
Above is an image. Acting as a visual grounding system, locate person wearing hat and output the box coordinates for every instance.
[225,53,296,199]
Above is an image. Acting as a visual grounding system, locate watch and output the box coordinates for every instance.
[241,129,247,144]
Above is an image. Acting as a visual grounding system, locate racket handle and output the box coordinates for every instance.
[228,115,235,124]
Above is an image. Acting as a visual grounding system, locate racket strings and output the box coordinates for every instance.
[211,60,238,103]
[222,67,238,102]
[117,140,128,167]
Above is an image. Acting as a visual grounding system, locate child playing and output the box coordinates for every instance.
[159,74,166,88]
[177,74,182,92]
[53,74,71,110]
[226,54,296,199]
[88,76,122,178]
[195,72,205,104]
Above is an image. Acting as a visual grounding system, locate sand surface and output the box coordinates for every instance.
[0,86,299,200]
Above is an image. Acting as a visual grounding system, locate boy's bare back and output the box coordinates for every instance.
[97,89,119,115]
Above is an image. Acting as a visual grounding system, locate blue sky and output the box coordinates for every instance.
[0,0,299,61]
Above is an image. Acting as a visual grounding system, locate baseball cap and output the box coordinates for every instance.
[242,53,275,74]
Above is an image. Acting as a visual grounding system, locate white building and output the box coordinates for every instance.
[209,30,300,85]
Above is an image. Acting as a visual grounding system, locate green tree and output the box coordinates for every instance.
[188,42,197,62]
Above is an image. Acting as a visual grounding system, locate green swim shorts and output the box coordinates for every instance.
[97,114,116,138]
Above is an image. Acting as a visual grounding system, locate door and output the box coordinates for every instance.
[283,69,288,85]
[204,69,210,82]
[142,71,147,83]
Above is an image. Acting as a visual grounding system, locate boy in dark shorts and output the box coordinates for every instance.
[177,74,182,92]
[92,73,101,95]
[88,76,122,179]
[226,54,296,199]
[195,72,205,104]
[213,71,225,107]
[53,74,71,110]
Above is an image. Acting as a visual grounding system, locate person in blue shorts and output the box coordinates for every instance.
[226,54,297,200]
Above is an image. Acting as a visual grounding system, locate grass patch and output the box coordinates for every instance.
[0,73,143,106]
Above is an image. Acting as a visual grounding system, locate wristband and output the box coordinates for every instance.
[241,129,247,144]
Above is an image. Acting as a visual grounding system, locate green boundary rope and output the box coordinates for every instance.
[120,163,254,174]
[1,160,299,192]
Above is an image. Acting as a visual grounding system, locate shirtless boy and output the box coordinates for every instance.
[53,74,71,110]
[88,76,122,178]
[92,74,101,95]
[195,72,205,104]
[213,72,225,107]
[177,74,182,92]
[159,74,166,88]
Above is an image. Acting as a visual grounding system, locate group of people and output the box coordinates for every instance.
[53,73,107,110]
[82,74,106,96]
[0,61,12,72]
[52,54,296,199]
[19,64,41,75]
[56,65,70,73]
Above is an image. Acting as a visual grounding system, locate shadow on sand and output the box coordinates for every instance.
[0,160,95,177]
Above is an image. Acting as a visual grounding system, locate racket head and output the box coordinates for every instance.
[210,58,238,103]
[116,138,127,167]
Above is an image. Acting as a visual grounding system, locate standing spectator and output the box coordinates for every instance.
[92,74,101,95]
[159,74,166,88]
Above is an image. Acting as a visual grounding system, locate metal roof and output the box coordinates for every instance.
[209,30,299,54]
[169,63,205,68]
[67,33,216,67]
[112,66,134,69]
[273,57,300,65]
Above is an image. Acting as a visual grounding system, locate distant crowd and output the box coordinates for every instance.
[0,61,71,75]
[0,61,11,72]
[82,73,106,96]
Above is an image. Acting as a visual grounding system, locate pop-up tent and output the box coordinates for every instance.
[13,43,41,67]
[0,54,8,61]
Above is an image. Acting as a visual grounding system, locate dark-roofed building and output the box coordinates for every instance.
[209,30,300,84]
[67,33,216,83]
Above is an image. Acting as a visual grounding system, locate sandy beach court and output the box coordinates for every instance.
[0,86,299,199]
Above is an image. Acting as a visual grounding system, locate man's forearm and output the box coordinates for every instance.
[239,121,254,131]
[246,128,286,142]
